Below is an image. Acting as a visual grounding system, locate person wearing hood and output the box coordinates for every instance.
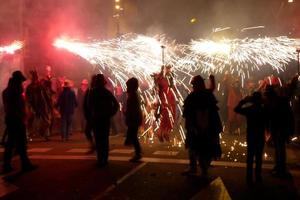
[2,71,37,173]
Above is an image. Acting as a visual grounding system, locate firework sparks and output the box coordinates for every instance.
[0,41,23,55]
[180,36,300,81]
[53,34,300,145]
[54,34,187,145]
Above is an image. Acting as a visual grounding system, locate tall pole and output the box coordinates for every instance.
[297,48,300,75]
[116,17,120,37]
[161,45,165,66]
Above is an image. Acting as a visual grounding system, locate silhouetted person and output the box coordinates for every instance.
[235,92,266,185]
[57,80,77,141]
[77,79,89,132]
[83,75,97,154]
[182,75,222,177]
[88,74,119,167]
[124,77,143,162]
[26,71,54,141]
[2,71,36,173]
[264,85,294,177]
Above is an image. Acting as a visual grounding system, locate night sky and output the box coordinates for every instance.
[0,0,299,73]
[0,0,299,42]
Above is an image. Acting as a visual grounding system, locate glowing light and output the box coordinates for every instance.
[180,36,300,83]
[190,18,197,24]
[230,146,235,151]
[53,34,183,144]
[115,5,120,10]
[0,41,23,54]
[292,137,298,141]
[190,40,231,56]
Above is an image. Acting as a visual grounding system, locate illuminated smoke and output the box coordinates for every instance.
[0,41,23,55]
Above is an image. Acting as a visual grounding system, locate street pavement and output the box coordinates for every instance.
[0,132,299,200]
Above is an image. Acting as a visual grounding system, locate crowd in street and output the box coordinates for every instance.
[1,67,300,187]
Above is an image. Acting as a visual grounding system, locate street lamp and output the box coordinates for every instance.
[113,0,124,36]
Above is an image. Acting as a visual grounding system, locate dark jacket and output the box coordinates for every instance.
[234,100,266,142]
[183,89,222,158]
[88,87,119,122]
[265,94,294,139]
[57,87,77,115]
[83,88,92,121]
[2,80,26,123]
[125,92,143,127]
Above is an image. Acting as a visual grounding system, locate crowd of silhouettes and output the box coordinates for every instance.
[1,70,299,187]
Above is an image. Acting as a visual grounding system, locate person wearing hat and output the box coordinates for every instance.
[87,74,119,167]
[2,71,37,173]
[182,74,222,177]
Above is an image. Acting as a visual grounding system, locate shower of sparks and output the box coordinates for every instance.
[54,34,186,145]
[53,33,300,145]
[0,41,23,55]
[179,36,300,82]
[54,34,181,85]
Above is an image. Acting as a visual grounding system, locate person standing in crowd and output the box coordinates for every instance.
[264,85,294,177]
[124,77,143,162]
[88,74,119,167]
[235,92,266,185]
[57,80,77,141]
[77,79,89,132]
[83,75,97,154]
[114,82,126,134]
[182,75,222,177]
[2,71,37,173]
[26,70,52,141]
[227,79,243,134]
[41,79,56,137]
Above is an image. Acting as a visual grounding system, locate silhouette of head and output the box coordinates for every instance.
[12,70,26,82]
[94,74,107,88]
[251,91,262,104]
[126,77,139,93]
[264,85,276,98]
[191,75,205,91]
[90,74,97,88]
